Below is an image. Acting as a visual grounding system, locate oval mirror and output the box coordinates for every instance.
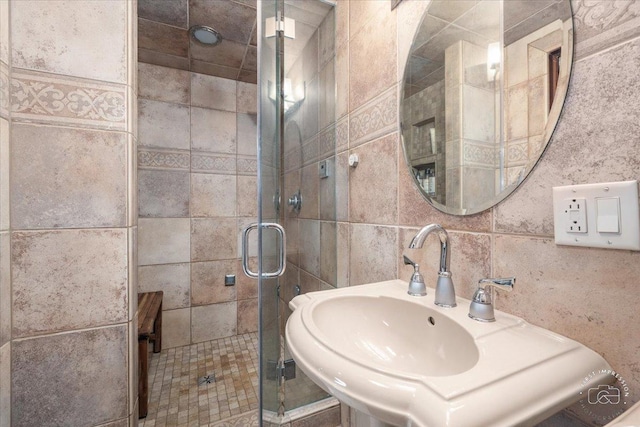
[401,0,573,215]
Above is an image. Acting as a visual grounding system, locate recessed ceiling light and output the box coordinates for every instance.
[189,25,222,47]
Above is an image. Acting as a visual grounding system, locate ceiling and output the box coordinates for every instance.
[404,0,569,96]
[138,0,258,83]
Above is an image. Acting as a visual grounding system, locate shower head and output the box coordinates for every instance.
[189,25,223,47]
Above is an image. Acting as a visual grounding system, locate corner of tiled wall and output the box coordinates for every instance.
[6,0,137,425]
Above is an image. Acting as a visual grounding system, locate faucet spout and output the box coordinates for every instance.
[409,224,450,273]
[407,224,456,307]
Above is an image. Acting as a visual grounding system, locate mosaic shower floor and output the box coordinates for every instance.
[140,333,260,427]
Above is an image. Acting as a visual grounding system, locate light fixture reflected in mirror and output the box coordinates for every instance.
[487,42,501,81]
[268,78,306,114]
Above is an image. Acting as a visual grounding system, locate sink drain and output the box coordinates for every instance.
[197,374,216,386]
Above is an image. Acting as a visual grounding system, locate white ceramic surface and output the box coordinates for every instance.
[286,280,612,427]
[311,295,479,377]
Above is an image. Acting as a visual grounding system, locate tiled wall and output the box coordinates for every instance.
[2,1,138,426]
[335,0,640,424]
[282,7,338,305]
[0,1,10,425]
[137,62,259,349]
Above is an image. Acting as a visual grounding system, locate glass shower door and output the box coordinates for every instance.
[254,0,336,423]
[280,0,335,413]
[256,0,284,418]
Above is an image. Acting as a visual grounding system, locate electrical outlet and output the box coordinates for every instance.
[564,197,587,233]
[552,181,640,250]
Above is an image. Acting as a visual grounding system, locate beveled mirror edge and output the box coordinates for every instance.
[391,0,403,11]
[398,0,576,216]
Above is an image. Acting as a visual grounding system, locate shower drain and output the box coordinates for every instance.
[197,374,216,386]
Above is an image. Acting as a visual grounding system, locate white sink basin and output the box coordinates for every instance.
[312,295,478,377]
[286,280,612,427]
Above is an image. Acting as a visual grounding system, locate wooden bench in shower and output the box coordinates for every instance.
[138,291,163,418]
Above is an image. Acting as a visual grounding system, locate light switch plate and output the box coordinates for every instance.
[552,180,640,250]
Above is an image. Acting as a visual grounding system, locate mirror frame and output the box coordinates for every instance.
[400,0,574,216]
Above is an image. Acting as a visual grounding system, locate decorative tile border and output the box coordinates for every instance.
[210,410,259,427]
[11,69,126,130]
[506,139,529,167]
[463,141,496,167]
[302,135,319,167]
[191,152,236,174]
[237,155,258,176]
[138,147,190,171]
[349,85,398,148]
[318,124,336,160]
[140,150,255,175]
[336,116,348,152]
[284,145,302,173]
[573,0,640,60]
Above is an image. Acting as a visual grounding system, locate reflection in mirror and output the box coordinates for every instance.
[401,0,573,215]
[391,0,404,10]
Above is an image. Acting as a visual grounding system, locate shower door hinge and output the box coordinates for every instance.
[265,13,296,39]
[281,359,297,381]
[267,359,297,382]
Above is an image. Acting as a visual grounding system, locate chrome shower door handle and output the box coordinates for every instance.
[242,222,287,279]
[261,222,286,278]
[242,223,259,278]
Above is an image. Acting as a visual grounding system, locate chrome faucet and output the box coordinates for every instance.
[408,224,456,307]
[468,277,515,322]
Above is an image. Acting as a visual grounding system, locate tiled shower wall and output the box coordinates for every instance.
[1,1,138,426]
[137,63,259,349]
[335,0,640,423]
[282,7,338,306]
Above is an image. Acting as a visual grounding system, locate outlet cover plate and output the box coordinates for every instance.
[552,180,640,250]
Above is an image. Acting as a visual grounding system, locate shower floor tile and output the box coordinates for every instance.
[140,332,259,427]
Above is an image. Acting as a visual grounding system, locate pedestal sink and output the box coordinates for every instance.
[286,280,612,427]
[311,295,478,377]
